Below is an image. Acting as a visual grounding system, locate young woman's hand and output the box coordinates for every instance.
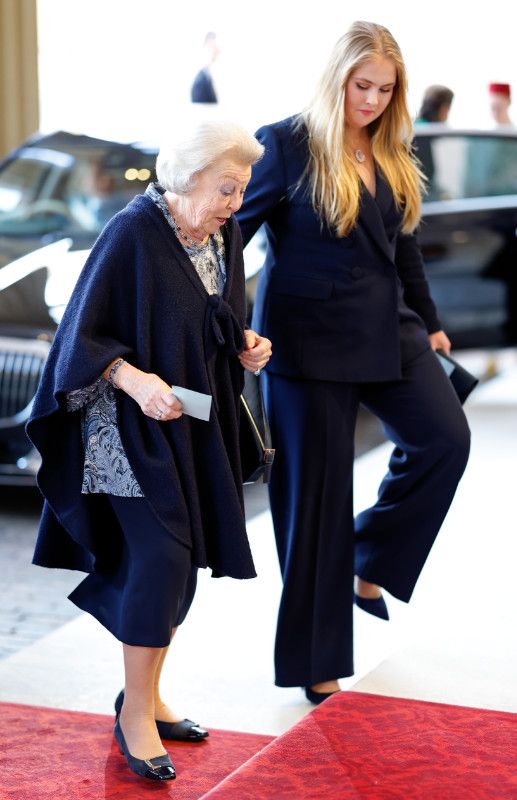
[428,330,451,355]
[238,330,272,373]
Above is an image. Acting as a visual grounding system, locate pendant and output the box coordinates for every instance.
[355,149,366,163]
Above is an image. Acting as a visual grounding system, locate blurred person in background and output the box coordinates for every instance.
[191,32,219,104]
[68,159,120,231]
[488,82,514,127]
[237,21,470,705]
[415,84,454,124]
[414,85,454,197]
[27,119,270,782]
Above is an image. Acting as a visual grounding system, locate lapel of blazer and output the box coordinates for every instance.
[357,179,398,267]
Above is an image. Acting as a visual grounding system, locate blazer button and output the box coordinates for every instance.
[351,266,363,279]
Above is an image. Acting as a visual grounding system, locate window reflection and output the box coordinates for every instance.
[420,135,517,201]
[0,142,156,237]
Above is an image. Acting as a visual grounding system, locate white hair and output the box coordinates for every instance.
[156,119,264,194]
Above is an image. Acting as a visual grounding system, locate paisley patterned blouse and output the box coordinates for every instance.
[66,182,227,496]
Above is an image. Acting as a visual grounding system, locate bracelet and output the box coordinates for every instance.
[108,358,125,386]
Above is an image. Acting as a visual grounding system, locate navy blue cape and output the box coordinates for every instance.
[27,194,256,580]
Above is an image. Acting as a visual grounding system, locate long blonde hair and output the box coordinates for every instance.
[299,21,424,236]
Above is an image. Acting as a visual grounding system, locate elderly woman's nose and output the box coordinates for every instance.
[229,193,244,213]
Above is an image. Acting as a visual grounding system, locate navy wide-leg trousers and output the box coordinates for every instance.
[263,347,470,687]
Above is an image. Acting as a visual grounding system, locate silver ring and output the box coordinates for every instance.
[156,409,163,420]
[254,369,261,377]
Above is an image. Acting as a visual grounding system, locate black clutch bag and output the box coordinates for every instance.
[436,349,479,404]
[239,370,275,484]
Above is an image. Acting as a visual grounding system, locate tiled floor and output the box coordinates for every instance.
[0,490,81,659]
[0,351,515,736]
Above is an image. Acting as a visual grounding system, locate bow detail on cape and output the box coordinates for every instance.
[203,294,245,411]
[205,294,245,355]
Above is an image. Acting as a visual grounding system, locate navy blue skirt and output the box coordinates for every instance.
[68,496,197,647]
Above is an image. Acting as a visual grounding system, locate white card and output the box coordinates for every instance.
[171,385,212,421]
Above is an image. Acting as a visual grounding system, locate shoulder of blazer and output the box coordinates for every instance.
[257,116,310,201]
[257,115,308,159]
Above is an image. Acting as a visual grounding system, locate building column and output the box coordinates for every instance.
[0,0,39,159]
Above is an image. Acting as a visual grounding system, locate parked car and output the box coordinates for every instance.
[413,125,517,347]
[0,131,157,484]
[0,127,516,484]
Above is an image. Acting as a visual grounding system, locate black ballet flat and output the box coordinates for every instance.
[354,592,389,620]
[113,718,176,781]
[115,689,209,742]
[304,686,340,705]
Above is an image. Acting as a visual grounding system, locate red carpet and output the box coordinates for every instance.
[200,692,517,799]
[0,702,272,799]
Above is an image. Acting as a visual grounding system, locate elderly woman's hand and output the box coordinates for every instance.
[238,330,272,373]
[109,361,183,421]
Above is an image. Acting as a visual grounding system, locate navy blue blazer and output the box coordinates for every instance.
[237,116,441,383]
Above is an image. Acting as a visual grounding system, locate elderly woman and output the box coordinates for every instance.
[27,120,270,782]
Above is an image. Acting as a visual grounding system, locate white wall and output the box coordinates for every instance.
[37,0,517,142]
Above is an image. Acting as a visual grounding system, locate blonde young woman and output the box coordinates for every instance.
[237,21,470,703]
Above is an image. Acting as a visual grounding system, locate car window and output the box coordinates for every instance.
[0,147,77,236]
[0,157,68,237]
[0,142,156,238]
[0,158,52,214]
[416,135,517,201]
[62,151,154,232]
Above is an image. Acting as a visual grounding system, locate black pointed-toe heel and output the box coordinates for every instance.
[115,689,209,742]
[354,592,389,620]
[304,686,340,705]
[156,718,209,741]
[113,719,176,781]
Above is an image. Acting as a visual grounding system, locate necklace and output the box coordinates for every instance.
[171,212,209,249]
[354,149,366,163]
